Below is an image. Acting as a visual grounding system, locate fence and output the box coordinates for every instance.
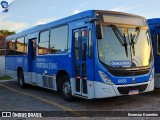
[0,36,6,76]
[0,56,5,77]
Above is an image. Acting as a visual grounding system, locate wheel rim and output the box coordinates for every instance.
[63,81,71,96]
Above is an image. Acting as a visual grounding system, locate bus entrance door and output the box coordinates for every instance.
[74,28,88,97]
[28,38,37,84]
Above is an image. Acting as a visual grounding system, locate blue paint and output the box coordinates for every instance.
[148,18,160,74]
[5,10,153,87]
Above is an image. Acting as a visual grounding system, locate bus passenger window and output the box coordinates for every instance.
[38,30,49,55]
[6,39,16,55]
[157,34,160,55]
[50,25,68,54]
[16,37,25,55]
[24,37,28,54]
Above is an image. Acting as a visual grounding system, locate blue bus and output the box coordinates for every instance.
[148,18,160,88]
[5,10,154,101]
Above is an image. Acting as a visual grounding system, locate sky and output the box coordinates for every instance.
[0,0,160,32]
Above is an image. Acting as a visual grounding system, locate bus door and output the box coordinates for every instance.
[73,28,88,97]
[28,38,37,83]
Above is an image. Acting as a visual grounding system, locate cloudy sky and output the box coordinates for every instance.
[0,0,159,32]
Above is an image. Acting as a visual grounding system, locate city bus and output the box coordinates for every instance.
[148,18,160,88]
[5,10,154,101]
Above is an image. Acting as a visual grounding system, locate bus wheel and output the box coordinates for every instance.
[61,75,74,101]
[18,70,27,88]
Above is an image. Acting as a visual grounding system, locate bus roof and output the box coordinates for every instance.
[148,18,160,25]
[6,10,146,40]
[147,18,160,30]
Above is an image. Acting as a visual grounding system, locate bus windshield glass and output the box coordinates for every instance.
[98,25,152,68]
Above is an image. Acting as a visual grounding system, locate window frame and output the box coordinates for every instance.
[38,29,50,55]
[49,24,69,54]
[6,39,16,56]
[15,36,26,56]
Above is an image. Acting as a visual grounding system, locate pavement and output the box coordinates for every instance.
[0,81,160,120]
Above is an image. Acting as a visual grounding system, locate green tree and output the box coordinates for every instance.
[0,30,16,37]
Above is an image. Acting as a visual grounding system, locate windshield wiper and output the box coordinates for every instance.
[111,24,128,57]
[130,27,140,56]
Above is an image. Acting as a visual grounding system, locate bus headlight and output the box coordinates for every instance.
[149,68,154,81]
[98,71,114,85]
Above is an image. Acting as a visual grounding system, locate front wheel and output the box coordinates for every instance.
[61,75,75,101]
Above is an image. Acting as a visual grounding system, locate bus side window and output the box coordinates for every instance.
[88,29,92,58]
[157,34,160,55]
[16,37,25,55]
[38,30,49,55]
[50,25,68,54]
[6,39,16,55]
[24,37,28,55]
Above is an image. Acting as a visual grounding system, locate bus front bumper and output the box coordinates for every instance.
[94,79,154,98]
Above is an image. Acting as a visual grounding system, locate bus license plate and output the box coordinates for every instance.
[129,90,139,95]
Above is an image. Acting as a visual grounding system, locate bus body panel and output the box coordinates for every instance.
[5,10,154,99]
[148,18,160,88]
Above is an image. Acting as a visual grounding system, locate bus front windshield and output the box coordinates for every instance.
[98,25,152,68]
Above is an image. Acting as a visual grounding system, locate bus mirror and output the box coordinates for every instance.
[96,24,103,39]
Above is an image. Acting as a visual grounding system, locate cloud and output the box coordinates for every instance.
[35,17,56,25]
[0,15,29,32]
[111,6,139,12]
[73,10,80,14]
[72,2,87,15]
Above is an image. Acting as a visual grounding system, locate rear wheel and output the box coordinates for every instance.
[61,75,75,101]
[18,70,27,88]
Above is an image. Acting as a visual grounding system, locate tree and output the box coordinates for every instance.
[0,30,16,55]
[0,30,16,37]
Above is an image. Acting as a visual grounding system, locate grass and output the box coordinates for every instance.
[0,76,13,80]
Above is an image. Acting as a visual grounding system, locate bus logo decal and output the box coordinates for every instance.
[36,63,58,70]
[110,61,131,67]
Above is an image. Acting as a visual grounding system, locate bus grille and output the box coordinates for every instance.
[108,69,150,76]
[42,76,48,88]
[101,62,150,77]
[48,77,54,89]
[117,84,148,94]
[42,75,55,90]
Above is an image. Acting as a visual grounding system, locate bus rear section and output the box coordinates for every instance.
[5,10,154,101]
[148,18,160,88]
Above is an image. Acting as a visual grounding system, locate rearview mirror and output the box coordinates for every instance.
[96,24,103,39]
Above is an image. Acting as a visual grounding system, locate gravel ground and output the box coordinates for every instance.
[0,81,160,120]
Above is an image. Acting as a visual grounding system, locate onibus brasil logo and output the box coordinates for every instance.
[1,0,14,12]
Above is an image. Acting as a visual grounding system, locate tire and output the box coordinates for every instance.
[61,75,75,101]
[18,70,27,88]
